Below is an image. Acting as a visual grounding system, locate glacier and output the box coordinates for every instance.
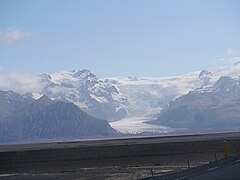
[1,63,240,134]
[36,62,240,134]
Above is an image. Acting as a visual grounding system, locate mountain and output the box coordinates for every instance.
[106,63,240,118]
[33,63,240,122]
[39,69,127,121]
[150,76,240,129]
[0,95,118,143]
[105,74,199,117]
[2,63,240,134]
[0,90,33,120]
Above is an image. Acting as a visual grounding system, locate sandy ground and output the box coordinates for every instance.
[0,132,240,179]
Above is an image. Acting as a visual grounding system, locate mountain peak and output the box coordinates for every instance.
[39,73,52,84]
[72,69,94,77]
[36,95,53,105]
[234,61,240,66]
[212,76,240,92]
[198,70,212,78]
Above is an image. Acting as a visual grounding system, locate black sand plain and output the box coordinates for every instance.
[0,132,240,179]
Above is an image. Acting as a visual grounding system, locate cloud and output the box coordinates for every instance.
[0,65,3,71]
[229,56,240,63]
[217,58,225,62]
[0,27,32,46]
[226,48,238,58]
[0,72,46,94]
[226,48,240,63]
[216,48,240,64]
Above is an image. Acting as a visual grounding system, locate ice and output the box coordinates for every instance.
[110,115,173,134]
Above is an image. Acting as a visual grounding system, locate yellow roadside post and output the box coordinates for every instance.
[223,138,229,159]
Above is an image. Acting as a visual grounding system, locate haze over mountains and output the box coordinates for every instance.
[0,63,240,142]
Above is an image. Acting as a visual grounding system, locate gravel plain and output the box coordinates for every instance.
[0,132,240,179]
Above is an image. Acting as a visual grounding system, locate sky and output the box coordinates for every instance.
[0,0,240,77]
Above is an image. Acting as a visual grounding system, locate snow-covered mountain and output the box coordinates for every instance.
[38,69,127,121]
[18,62,237,133]
[105,73,199,117]
[2,63,240,134]
[107,63,240,133]
[150,75,240,130]
[106,62,240,118]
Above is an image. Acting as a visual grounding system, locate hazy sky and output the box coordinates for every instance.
[0,0,240,77]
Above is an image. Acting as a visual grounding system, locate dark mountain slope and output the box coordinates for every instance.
[0,94,118,143]
[0,90,33,120]
[150,76,240,129]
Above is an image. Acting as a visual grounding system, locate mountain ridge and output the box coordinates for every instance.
[0,93,118,143]
[39,69,127,121]
[150,76,240,129]
[1,63,240,134]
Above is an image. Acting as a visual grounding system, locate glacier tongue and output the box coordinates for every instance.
[110,115,173,134]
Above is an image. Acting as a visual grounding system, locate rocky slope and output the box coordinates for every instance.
[0,94,118,143]
[150,76,240,129]
[0,90,33,120]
